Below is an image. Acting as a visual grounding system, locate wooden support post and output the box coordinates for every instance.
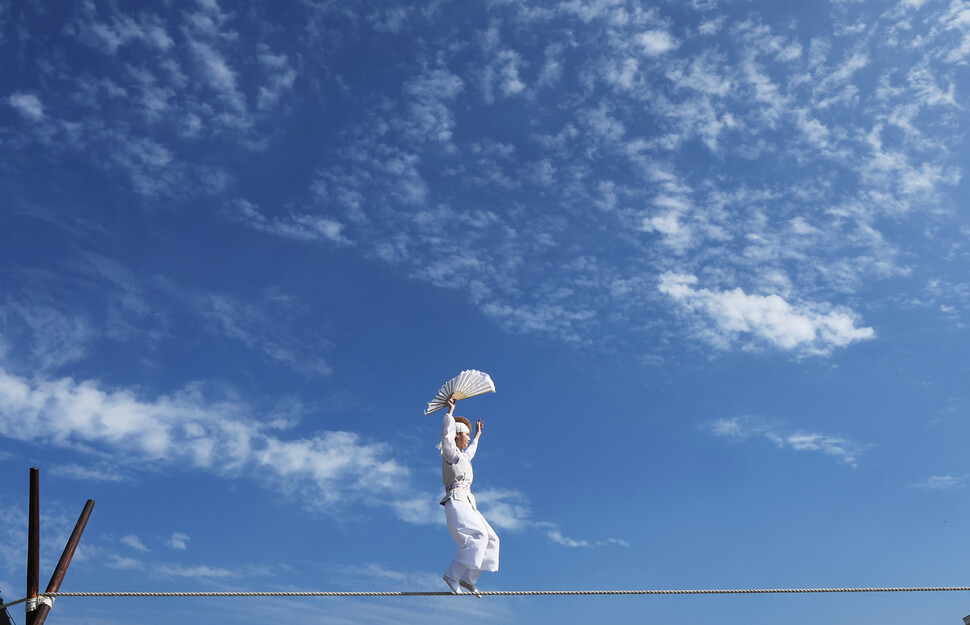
[26,468,39,625]
[0,593,15,625]
[30,499,95,625]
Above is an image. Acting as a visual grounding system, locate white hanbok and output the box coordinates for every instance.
[440,413,500,585]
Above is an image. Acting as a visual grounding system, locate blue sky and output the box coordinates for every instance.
[2,0,970,623]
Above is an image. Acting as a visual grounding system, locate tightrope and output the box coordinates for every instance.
[4,586,970,608]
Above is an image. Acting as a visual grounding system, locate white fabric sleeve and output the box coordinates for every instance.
[440,413,461,465]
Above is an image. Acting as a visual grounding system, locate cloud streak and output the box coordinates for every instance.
[0,366,403,511]
[911,475,966,491]
[707,416,865,467]
[9,92,45,120]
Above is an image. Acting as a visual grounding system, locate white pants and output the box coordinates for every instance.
[443,498,500,583]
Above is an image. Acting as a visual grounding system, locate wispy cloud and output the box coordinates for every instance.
[8,92,45,120]
[230,200,351,248]
[154,564,238,580]
[168,532,191,550]
[106,554,144,570]
[474,488,533,531]
[1,254,333,379]
[122,534,151,552]
[402,68,464,143]
[475,488,627,548]
[70,3,173,54]
[6,0,969,364]
[52,463,127,482]
[327,562,444,591]
[706,416,865,467]
[911,475,966,491]
[202,292,334,377]
[638,30,678,56]
[0,366,401,511]
[0,300,95,371]
[188,39,247,116]
[0,501,91,580]
[256,48,298,111]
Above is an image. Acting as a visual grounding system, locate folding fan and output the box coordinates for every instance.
[425,369,496,415]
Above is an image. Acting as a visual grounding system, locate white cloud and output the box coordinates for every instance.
[638,30,678,56]
[817,51,869,94]
[474,488,532,531]
[534,521,590,547]
[581,102,625,141]
[0,302,95,372]
[0,366,405,512]
[559,0,627,24]
[606,57,639,90]
[189,40,246,114]
[942,2,970,62]
[498,50,527,96]
[52,463,126,482]
[122,534,150,552]
[790,216,820,235]
[257,49,298,111]
[907,65,956,108]
[777,42,802,62]
[472,488,627,547]
[707,416,865,467]
[402,68,464,143]
[232,200,351,249]
[665,54,732,96]
[155,564,236,580]
[193,288,334,377]
[699,17,725,36]
[329,562,444,592]
[482,301,595,342]
[8,0,958,367]
[9,92,44,121]
[642,195,694,252]
[912,475,966,491]
[740,56,788,124]
[72,7,174,54]
[389,494,441,525]
[659,273,875,355]
[107,554,144,570]
[168,532,191,550]
[538,42,566,87]
[531,521,628,548]
[796,111,831,147]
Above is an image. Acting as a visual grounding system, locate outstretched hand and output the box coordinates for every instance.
[476,419,484,436]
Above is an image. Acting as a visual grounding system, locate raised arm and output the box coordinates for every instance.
[465,419,483,459]
[440,398,461,465]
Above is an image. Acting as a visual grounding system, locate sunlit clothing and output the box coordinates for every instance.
[440,413,500,584]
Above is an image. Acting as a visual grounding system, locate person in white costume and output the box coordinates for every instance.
[440,396,500,595]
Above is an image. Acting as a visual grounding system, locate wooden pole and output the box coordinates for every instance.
[30,499,95,625]
[26,468,39,625]
[0,593,14,625]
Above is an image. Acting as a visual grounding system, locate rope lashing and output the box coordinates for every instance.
[23,596,54,611]
[4,586,970,607]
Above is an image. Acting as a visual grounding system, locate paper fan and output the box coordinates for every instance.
[425,369,496,415]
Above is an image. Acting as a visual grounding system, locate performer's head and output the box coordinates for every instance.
[454,416,472,450]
